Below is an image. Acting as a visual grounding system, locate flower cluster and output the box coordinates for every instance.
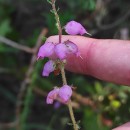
[37,21,89,104]
[38,40,80,76]
[46,85,72,104]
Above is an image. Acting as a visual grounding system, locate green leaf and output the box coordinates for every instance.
[95,81,103,94]
[50,9,54,14]
[47,0,52,4]
[0,19,12,36]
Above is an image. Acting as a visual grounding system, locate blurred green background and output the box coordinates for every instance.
[0,0,130,130]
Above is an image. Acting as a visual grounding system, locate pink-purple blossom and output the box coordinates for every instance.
[58,85,72,103]
[54,43,68,60]
[65,40,80,57]
[46,85,72,104]
[37,42,55,60]
[55,41,80,60]
[46,87,59,104]
[64,20,90,35]
[42,60,55,76]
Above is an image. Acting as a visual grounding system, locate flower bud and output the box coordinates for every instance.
[37,42,55,60]
[54,41,80,60]
[58,85,72,103]
[65,40,80,57]
[64,20,90,35]
[42,60,55,76]
[46,88,59,104]
[54,43,68,60]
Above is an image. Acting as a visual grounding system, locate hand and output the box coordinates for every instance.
[47,35,130,86]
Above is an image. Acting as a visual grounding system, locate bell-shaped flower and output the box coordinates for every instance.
[58,85,72,103]
[64,20,91,35]
[46,87,59,104]
[37,42,55,60]
[54,43,68,60]
[42,60,55,76]
[55,41,80,60]
[65,40,80,57]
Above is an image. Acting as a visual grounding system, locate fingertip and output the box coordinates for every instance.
[46,35,59,43]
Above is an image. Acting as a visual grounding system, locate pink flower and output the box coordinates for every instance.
[55,41,80,60]
[58,85,72,103]
[37,42,55,60]
[54,43,68,60]
[46,88,59,104]
[64,20,90,35]
[65,40,80,57]
[42,60,55,76]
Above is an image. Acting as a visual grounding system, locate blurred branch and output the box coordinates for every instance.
[91,9,130,35]
[0,29,48,129]
[15,28,48,130]
[0,36,34,53]
[97,10,130,30]
[72,92,95,109]
[0,68,10,73]
[0,122,17,129]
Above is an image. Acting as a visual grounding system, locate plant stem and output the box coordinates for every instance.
[60,64,78,130]
[51,0,62,43]
[68,100,78,130]
[60,63,67,85]
[51,1,78,130]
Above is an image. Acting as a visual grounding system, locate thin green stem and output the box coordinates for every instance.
[60,63,78,130]
[51,0,62,43]
[50,1,78,130]
[68,100,78,130]
[60,63,67,85]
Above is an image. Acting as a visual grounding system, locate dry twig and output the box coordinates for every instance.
[0,36,34,53]
[15,28,48,130]
[0,29,48,129]
[0,121,17,129]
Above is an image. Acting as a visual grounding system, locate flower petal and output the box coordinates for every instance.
[42,60,55,76]
[37,42,55,60]
[46,88,59,104]
[58,85,72,103]
[65,40,80,56]
[55,43,68,60]
[64,21,88,35]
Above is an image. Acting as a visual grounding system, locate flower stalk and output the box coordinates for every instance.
[50,0,78,130]
[51,0,62,43]
[60,64,78,130]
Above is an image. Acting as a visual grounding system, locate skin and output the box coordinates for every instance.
[47,35,130,86]
[47,35,130,130]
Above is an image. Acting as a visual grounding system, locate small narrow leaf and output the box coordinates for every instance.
[57,7,60,12]
[67,122,73,126]
[50,9,54,13]
[47,0,52,4]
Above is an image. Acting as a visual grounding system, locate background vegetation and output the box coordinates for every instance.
[0,0,130,130]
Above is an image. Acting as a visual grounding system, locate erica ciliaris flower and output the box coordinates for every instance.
[55,41,80,60]
[65,40,80,57]
[55,43,68,60]
[46,85,72,104]
[58,85,72,103]
[46,87,59,104]
[37,42,55,60]
[42,60,55,76]
[65,20,90,35]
